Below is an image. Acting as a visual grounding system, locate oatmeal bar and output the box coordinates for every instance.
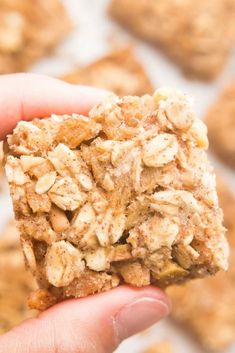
[205,81,235,168]
[143,342,173,353]
[62,48,153,96]
[0,0,71,73]
[109,0,235,80]
[168,178,235,352]
[0,221,36,334]
[5,89,228,310]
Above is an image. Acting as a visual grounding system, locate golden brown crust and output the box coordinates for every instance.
[5,89,228,310]
[206,81,235,168]
[28,288,57,311]
[0,221,37,334]
[168,177,235,352]
[109,0,235,80]
[0,0,72,73]
[62,47,154,96]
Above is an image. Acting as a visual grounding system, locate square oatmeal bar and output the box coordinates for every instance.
[109,0,235,80]
[5,89,228,309]
[168,178,235,352]
[62,47,154,96]
[0,0,71,73]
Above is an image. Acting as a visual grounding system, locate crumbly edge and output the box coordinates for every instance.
[168,177,235,352]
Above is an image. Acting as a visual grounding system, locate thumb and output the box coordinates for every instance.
[0,286,170,353]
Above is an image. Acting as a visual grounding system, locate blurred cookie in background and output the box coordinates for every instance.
[143,341,173,353]
[0,221,37,334]
[168,177,235,352]
[62,47,154,96]
[0,0,72,74]
[206,80,235,168]
[109,0,235,80]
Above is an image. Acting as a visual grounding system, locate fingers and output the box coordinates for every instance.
[0,73,109,140]
[0,286,170,353]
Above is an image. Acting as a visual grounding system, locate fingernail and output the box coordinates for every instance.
[114,296,169,341]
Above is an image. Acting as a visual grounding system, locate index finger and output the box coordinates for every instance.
[0,73,109,140]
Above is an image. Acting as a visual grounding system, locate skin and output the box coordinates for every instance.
[0,73,170,353]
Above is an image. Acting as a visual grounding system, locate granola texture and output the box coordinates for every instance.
[0,0,71,73]
[143,342,173,353]
[206,81,235,168]
[5,89,228,310]
[62,48,153,96]
[168,178,235,352]
[109,0,235,80]
[0,221,37,334]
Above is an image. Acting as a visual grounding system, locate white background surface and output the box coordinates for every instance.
[1,0,235,352]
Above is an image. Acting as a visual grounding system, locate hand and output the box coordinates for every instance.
[0,73,170,353]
